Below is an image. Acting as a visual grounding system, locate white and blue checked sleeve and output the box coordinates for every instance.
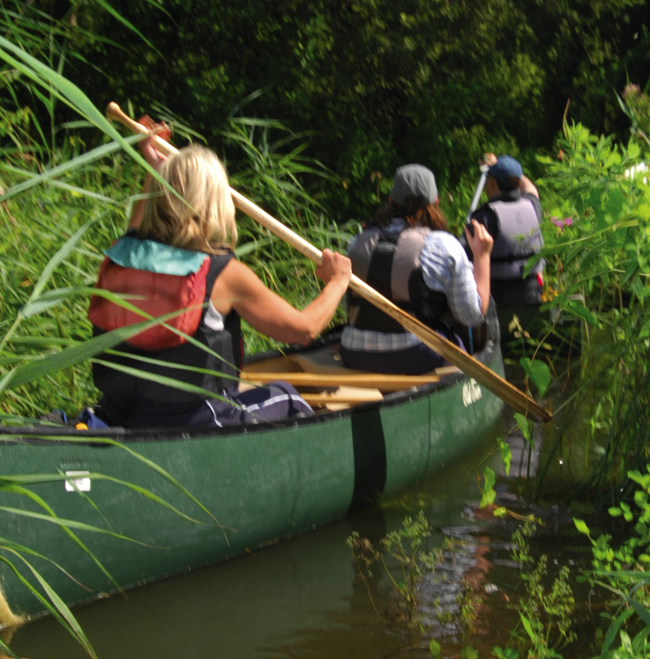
[420,232,485,327]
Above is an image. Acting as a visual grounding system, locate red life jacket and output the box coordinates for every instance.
[88,255,211,351]
[89,235,242,404]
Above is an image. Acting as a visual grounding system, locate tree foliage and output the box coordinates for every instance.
[27,0,646,219]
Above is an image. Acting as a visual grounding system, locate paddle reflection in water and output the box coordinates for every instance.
[11,428,504,659]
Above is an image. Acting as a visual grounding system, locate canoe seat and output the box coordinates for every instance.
[289,344,460,379]
[290,345,366,375]
[241,344,460,409]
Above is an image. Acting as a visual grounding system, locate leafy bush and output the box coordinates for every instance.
[532,121,650,491]
[575,466,650,658]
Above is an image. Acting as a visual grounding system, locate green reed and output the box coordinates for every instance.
[529,117,650,499]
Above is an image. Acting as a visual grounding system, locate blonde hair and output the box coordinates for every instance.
[139,144,238,252]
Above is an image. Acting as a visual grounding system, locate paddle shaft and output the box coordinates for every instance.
[466,164,490,225]
[106,103,551,422]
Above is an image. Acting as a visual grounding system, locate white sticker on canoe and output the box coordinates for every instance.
[462,379,482,407]
[65,471,91,492]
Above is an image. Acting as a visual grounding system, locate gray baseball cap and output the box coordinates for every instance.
[390,164,438,204]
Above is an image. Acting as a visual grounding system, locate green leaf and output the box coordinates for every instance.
[498,439,512,477]
[0,136,141,204]
[519,357,551,397]
[0,635,19,659]
[461,647,478,659]
[519,612,535,641]
[640,319,650,340]
[0,307,202,394]
[0,553,98,658]
[605,188,626,221]
[90,0,159,50]
[602,609,635,654]
[574,518,591,535]
[0,506,154,545]
[430,639,441,657]
[2,435,224,537]
[480,488,496,508]
[483,466,496,490]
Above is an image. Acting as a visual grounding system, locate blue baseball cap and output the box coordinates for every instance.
[390,164,438,204]
[488,156,523,183]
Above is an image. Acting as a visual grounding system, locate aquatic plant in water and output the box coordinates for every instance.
[347,511,452,630]
[349,511,579,659]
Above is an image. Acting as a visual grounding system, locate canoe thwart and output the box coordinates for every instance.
[240,371,441,392]
[300,387,384,406]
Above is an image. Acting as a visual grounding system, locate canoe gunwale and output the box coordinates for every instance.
[0,309,502,444]
[0,349,495,445]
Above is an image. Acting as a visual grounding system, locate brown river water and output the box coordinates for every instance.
[8,372,605,659]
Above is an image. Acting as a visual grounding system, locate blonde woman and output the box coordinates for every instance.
[89,139,351,428]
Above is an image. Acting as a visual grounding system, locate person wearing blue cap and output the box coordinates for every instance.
[467,153,544,306]
[341,163,494,374]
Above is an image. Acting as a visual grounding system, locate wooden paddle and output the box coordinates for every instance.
[106,102,552,422]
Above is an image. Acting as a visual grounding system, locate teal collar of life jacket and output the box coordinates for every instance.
[105,235,207,276]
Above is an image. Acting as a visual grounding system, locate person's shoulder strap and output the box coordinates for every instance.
[204,251,235,304]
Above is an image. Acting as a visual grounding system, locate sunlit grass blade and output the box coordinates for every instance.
[0,435,225,538]
[0,473,214,526]
[20,287,145,319]
[0,215,101,353]
[91,358,235,402]
[0,552,98,658]
[1,483,121,590]
[0,537,90,591]
[0,133,143,202]
[0,37,168,183]
[100,350,241,386]
[0,308,201,394]
[0,505,161,546]
[0,636,19,659]
[91,0,159,52]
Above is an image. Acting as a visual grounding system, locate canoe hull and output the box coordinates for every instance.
[0,344,504,618]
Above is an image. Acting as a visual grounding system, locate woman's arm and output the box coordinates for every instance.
[128,174,153,230]
[421,230,492,326]
[211,249,351,345]
[464,220,493,316]
[128,136,168,230]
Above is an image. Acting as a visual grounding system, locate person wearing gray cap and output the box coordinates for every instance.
[466,153,544,306]
[340,163,494,374]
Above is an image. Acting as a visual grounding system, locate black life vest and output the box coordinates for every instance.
[347,226,452,337]
[89,235,242,404]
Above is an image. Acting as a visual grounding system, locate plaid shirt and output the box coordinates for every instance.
[342,228,484,353]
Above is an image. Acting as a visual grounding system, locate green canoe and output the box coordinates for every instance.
[0,313,505,619]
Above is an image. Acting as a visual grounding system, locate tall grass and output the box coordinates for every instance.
[0,52,357,422]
